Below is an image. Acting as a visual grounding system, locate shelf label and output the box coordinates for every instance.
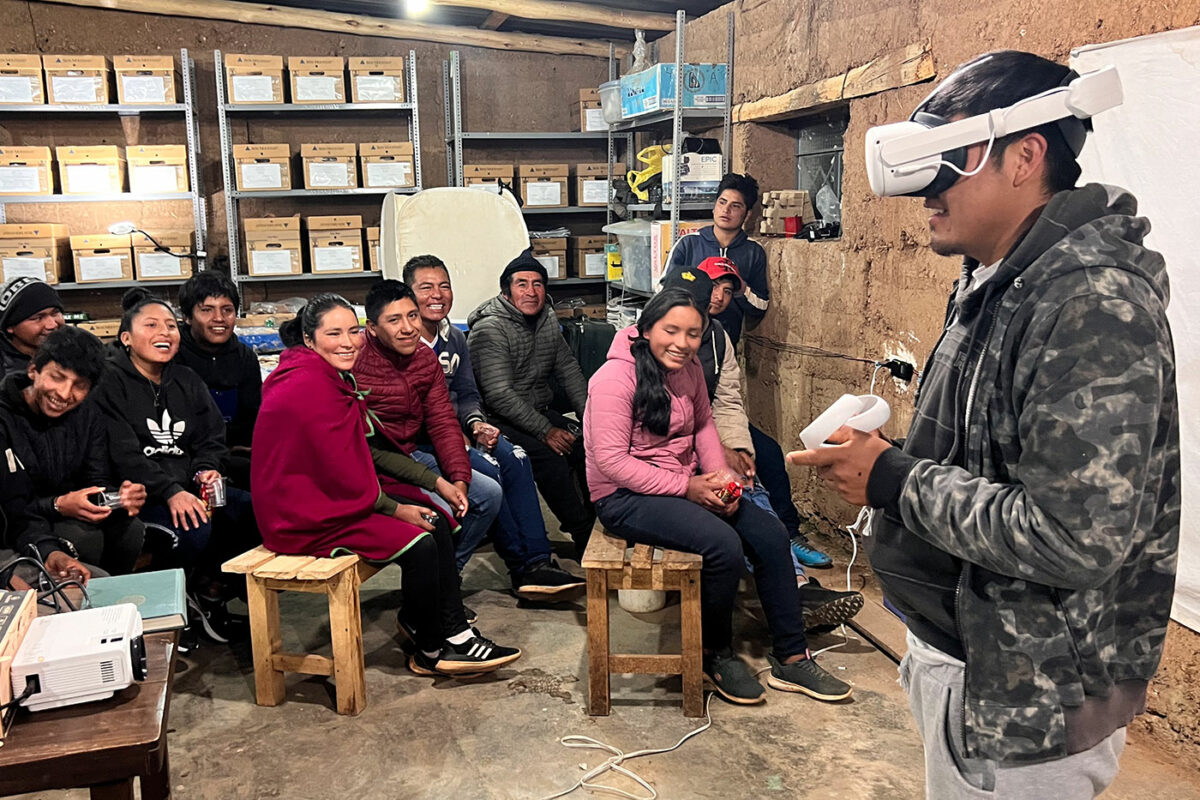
[307,162,351,188]
[313,245,360,272]
[51,75,102,103]
[120,75,168,104]
[526,181,563,206]
[584,107,608,131]
[240,163,283,190]
[581,179,609,205]
[78,255,126,281]
[250,248,296,275]
[534,254,561,279]
[64,164,119,194]
[130,165,182,194]
[0,76,36,103]
[2,256,48,281]
[354,75,401,102]
[231,75,276,103]
[583,252,607,276]
[365,161,412,187]
[294,75,340,102]
[0,166,42,193]
[137,252,185,278]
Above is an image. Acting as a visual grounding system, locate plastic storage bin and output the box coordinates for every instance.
[602,219,652,291]
[598,79,623,124]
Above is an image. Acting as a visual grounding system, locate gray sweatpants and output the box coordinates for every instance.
[900,631,1125,799]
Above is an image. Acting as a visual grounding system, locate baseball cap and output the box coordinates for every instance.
[695,256,743,292]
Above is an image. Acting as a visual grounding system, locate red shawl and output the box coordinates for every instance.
[252,345,434,561]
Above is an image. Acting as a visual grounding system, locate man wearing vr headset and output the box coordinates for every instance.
[791,51,1178,797]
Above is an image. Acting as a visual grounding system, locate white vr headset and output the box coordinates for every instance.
[865,63,1123,197]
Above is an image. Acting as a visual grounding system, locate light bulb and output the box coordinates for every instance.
[404,0,430,15]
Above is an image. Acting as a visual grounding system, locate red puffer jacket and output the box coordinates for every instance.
[351,333,473,484]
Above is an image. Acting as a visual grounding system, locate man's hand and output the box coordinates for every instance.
[685,472,728,513]
[544,426,576,456]
[55,486,111,523]
[393,504,436,531]
[195,470,221,486]
[118,480,147,516]
[723,447,756,485]
[167,490,209,531]
[45,550,91,585]
[472,421,500,451]
[434,477,469,516]
[786,428,892,506]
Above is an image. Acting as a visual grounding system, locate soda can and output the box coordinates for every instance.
[715,480,743,504]
[201,475,227,512]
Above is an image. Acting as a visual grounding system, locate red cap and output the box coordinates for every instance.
[695,256,743,292]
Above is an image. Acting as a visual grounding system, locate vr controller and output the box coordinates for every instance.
[799,394,891,451]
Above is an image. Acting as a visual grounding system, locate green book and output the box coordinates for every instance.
[85,568,187,633]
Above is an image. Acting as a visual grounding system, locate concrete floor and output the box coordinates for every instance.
[12,542,1200,800]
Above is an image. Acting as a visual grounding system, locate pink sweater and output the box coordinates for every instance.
[584,325,728,502]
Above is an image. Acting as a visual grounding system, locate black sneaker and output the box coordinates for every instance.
[513,559,586,598]
[798,578,864,631]
[186,592,247,644]
[766,653,853,701]
[702,649,765,705]
[463,604,478,625]
[434,633,521,674]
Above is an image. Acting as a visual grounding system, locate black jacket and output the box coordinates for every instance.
[176,327,262,449]
[0,373,112,555]
[0,336,30,377]
[92,347,228,503]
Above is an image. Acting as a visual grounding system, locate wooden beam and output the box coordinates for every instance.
[40,0,627,58]
[481,11,509,30]
[434,0,676,31]
[734,41,936,124]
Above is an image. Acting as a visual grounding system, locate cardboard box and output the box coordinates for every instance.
[360,141,415,189]
[244,217,302,276]
[662,152,723,203]
[42,55,110,104]
[132,230,194,281]
[0,55,45,105]
[301,143,358,189]
[307,215,363,231]
[0,223,70,283]
[569,234,607,278]
[76,319,121,338]
[288,57,346,104]
[234,144,291,191]
[126,145,189,193]
[0,146,53,195]
[113,55,176,104]
[238,311,295,328]
[308,216,363,273]
[556,303,607,321]
[518,164,568,208]
[531,237,567,280]
[366,226,380,271]
[225,54,284,104]
[574,162,623,207]
[651,219,709,285]
[70,233,133,283]
[571,88,607,132]
[56,145,126,195]
[348,56,405,103]
[619,63,728,118]
[464,164,513,194]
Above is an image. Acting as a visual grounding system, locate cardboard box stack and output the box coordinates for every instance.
[571,88,607,132]
[70,233,133,283]
[0,223,70,283]
[43,55,110,104]
[569,235,607,278]
[288,57,346,104]
[56,146,125,194]
[464,164,513,194]
[126,145,189,193]
[519,164,568,208]
[244,217,302,276]
[113,55,176,104]
[366,226,380,271]
[349,57,406,103]
[650,219,708,284]
[759,190,815,236]
[308,215,364,274]
[0,55,45,105]
[360,142,415,189]
[574,162,623,206]
[662,152,722,203]
[531,237,567,280]
[234,144,291,191]
[132,231,194,281]
[225,54,284,104]
[301,143,358,189]
[0,146,53,195]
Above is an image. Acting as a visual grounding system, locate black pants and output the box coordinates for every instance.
[53,515,145,575]
[595,489,809,658]
[392,515,470,653]
[498,410,596,555]
[749,424,804,537]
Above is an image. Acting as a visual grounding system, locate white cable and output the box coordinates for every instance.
[869,363,886,395]
[939,129,997,177]
[537,693,716,800]
[809,506,870,657]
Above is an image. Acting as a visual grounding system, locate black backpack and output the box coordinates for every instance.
[561,316,616,381]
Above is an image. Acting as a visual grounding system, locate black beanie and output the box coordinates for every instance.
[499,247,548,292]
[659,266,714,310]
[0,277,64,331]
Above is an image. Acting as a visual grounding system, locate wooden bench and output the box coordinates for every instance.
[581,525,704,718]
[221,546,381,716]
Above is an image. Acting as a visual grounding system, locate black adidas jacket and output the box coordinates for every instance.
[92,347,227,503]
[176,327,262,449]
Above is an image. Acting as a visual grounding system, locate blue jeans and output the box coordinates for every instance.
[749,424,803,536]
[410,448,503,573]
[464,437,553,574]
[743,482,806,579]
[140,485,258,578]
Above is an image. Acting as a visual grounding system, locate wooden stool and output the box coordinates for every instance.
[581,524,704,718]
[222,546,381,716]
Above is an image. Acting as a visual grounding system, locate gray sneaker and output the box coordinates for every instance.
[766,653,853,701]
[703,649,766,705]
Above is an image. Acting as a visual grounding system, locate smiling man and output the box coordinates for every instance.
[0,277,65,376]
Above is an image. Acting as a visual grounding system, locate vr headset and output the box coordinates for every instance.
[865,60,1123,197]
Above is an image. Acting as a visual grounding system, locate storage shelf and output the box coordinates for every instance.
[627,201,713,212]
[553,277,607,286]
[0,103,187,115]
[0,192,194,204]
[222,102,416,113]
[608,281,653,298]
[523,205,606,215]
[229,187,418,199]
[450,131,611,142]
[55,279,187,291]
[607,108,725,133]
[240,272,381,282]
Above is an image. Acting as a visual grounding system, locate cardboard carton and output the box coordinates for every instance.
[244,217,301,276]
[70,233,132,283]
[225,54,284,104]
[0,223,70,283]
[619,63,727,118]
[301,143,358,189]
[126,145,189,193]
[348,56,406,103]
[463,164,514,194]
[234,144,291,191]
[307,215,363,231]
[531,237,568,280]
[518,163,568,208]
[132,230,194,281]
[366,226,380,271]
[574,162,623,206]
[0,55,45,105]
[56,145,126,195]
[308,216,363,273]
[113,55,176,104]
[571,88,606,132]
[76,319,121,338]
[42,55,110,104]
[662,152,723,203]
[0,146,54,195]
[651,219,709,284]
[569,234,607,278]
[287,57,346,104]
[360,141,415,188]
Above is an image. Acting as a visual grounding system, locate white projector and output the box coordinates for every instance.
[10,603,148,712]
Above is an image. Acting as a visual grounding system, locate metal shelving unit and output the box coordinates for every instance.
[0,48,208,287]
[214,49,423,288]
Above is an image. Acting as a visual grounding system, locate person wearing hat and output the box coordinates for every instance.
[467,248,595,560]
[0,277,65,376]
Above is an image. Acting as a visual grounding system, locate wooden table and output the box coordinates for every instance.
[0,631,179,799]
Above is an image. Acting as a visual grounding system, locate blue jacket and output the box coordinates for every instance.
[667,225,769,347]
[426,319,486,431]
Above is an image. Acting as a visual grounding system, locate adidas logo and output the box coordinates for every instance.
[466,640,493,660]
[144,410,186,457]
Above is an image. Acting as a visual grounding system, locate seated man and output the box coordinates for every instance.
[1,277,65,376]
[467,251,595,559]
[0,326,147,575]
[403,254,584,597]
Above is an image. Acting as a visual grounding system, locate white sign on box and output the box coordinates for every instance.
[534,254,561,279]
[308,162,351,188]
[294,75,339,102]
[2,257,48,281]
[120,76,167,104]
[240,163,283,189]
[584,107,607,131]
[355,75,399,101]
[65,164,116,194]
[583,252,606,276]
[313,245,358,272]
[130,165,179,194]
[251,249,294,275]
[0,76,35,103]
[468,183,503,195]
[231,75,275,103]
[526,182,562,206]
[138,252,184,278]
[0,166,41,193]
[365,162,411,187]
[78,255,125,281]
[51,76,100,103]
[582,179,609,205]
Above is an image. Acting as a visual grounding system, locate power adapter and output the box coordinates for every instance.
[881,358,915,383]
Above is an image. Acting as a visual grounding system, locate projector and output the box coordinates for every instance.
[10,604,148,712]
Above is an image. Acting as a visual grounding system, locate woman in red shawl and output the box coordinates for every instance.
[252,293,520,676]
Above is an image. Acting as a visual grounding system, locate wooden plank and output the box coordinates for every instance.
[480,11,508,29]
[629,544,654,570]
[586,569,610,716]
[245,577,285,707]
[328,571,366,715]
[273,653,334,677]
[221,546,277,575]
[733,41,936,124]
[296,554,359,581]
[848,596,908,663]
[582,527,627,569]
[263,578,327,593]
[356,560,383,583]
[679,570,703,718]
[609,654,682,674]
[252,555,317,580]
[436,0,676,31]
[661,548,702,570]
[42,0,628,58]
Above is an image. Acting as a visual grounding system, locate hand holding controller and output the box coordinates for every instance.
[799,394,891,451]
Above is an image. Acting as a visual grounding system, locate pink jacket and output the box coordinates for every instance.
[584,325,728,502]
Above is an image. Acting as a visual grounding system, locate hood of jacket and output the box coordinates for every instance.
[696,224,748,253]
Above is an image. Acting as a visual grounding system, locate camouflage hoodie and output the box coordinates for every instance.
[866,184,1180,764]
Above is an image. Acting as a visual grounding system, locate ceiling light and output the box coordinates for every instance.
[404,0,431,15]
